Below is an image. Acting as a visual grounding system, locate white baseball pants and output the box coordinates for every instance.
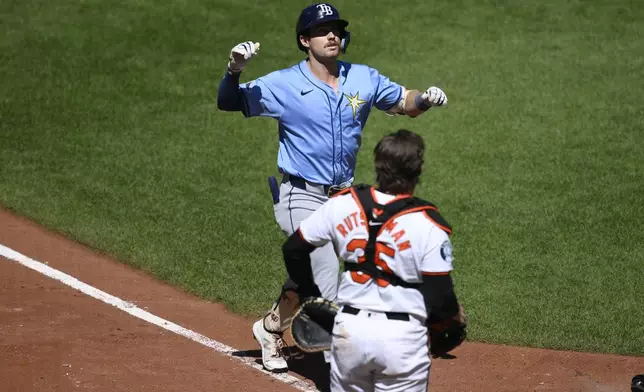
[330,309,431,392]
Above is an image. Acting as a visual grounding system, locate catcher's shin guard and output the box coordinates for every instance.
[264,280,301,333]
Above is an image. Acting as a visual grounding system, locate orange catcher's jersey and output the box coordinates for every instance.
[298,186,454,321]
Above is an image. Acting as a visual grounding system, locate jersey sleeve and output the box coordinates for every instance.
[239,77,284,119]
[369,67,404,112]
[298,197,337,247]
[420,227,454,275]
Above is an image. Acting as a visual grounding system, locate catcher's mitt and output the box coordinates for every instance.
[289,297,339,353]
[428,306,468,358]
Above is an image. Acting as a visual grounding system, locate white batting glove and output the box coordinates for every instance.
[227,41,260,74]
[422,86,448,107]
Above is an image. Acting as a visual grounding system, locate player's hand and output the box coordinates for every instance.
[227,41,260,74]
[454,304,467,325]
[430,305,467,332]
[422,86,447,107]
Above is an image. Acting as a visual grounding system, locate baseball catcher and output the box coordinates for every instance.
[283,129,466,391]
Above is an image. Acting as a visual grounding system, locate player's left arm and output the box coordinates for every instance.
[419,229,463,322]
[390,86,448,118]
[370,68,447,118]
[282,200,336,299]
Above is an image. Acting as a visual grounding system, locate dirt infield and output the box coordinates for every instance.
[1,207,642,392]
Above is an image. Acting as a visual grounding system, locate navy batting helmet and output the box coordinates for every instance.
[296,3,350,54]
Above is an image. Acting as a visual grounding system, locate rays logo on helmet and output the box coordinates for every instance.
[316,4,334,16]
[296,3,350,53]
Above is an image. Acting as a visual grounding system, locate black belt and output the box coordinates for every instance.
[286,174,348,197]
[341,305,410,322]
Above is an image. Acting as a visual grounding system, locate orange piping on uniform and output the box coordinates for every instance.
[422,211,452,235]
[331,187,352,198]
[297,228,314,246]
[422,271,451,276]
[370,186,412,205]
[377,206,437,236]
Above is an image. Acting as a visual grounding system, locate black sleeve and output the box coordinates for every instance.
[282,230,322,298]
[419,274,460,323]
[216,71,247,113]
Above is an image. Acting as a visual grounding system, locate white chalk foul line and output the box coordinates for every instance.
[0,244,317,392]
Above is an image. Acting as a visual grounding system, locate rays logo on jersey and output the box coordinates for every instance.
[344,92,366,119]
[440,240,454,263]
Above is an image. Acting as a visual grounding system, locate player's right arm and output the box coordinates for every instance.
[216,41,283,118]
[282,199,338,298]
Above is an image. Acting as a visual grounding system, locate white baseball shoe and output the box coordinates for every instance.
[252,319,288,373]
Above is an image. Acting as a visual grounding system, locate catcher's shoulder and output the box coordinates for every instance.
[408,196,453,235]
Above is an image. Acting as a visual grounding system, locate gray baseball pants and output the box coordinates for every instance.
[262,174,341,334]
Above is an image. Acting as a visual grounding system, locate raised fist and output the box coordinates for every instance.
[227,41,260,74]
[422,86,447,107]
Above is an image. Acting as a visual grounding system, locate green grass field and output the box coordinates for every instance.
[1,0,643,356]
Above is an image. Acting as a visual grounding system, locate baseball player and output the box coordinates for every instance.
[282,129,466,392]
[217,2,448,373]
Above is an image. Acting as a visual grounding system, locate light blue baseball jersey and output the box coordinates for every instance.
[239,60,403,186]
